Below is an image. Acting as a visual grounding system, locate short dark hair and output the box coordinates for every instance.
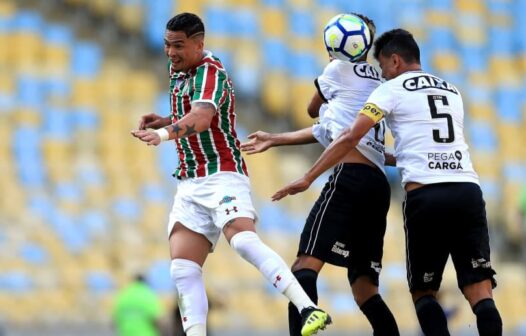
[373,28,420,64]
[351,13,376,59]
[166,13,205,37]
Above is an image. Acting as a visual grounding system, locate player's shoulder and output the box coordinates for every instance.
[195,50,228,74]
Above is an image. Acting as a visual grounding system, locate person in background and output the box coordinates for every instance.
[112,274,163,336]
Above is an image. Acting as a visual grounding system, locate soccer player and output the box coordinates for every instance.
[131,13,331,336]
[241,14,400,336]
[273,28,502,336]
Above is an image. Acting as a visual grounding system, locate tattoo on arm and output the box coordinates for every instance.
[169,122,198,138]
[171,123,182,135]
[183,124,197,136]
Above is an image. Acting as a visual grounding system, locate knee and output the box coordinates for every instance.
[462,280,493,307]
[291,255,324,273]
[350,276,378,307]
[170,258,203,282]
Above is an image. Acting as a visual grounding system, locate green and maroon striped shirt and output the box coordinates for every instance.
[168,51,248,178]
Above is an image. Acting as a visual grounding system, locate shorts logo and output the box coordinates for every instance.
[219,195,237,205]
[225,206,238,215]
[331,241,350,258]
[273,275,282,288]
[471,258,491,269]
[423,272,434,283]
[370,261,382,274]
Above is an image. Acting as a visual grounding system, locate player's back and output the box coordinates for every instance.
[378,71,479,186]
[316,59,386,170]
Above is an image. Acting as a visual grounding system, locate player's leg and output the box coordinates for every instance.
[169,223,212,336]
[288,255,325,336]
[223,218,331,336]
[450,183,502,336]
[404,186,451,336]
[346,165,399,336]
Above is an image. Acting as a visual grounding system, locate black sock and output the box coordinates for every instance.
[473,298,502,336]
[414,295,450,336]
[359,294,400,336]
[288,269,318,336]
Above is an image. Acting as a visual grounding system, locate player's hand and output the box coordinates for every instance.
[138,113,165,130]
[240,131,274,154]
[271,176,312,201]
[131,129,161,146]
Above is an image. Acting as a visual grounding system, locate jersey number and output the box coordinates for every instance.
[374,120,386,144]
[428,95,455,143]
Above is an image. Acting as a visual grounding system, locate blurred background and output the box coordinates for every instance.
[0,0,525,335]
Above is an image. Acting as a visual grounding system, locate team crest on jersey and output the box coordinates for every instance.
[353,63,381,81]
[403,75,459,94]
[219,195,237,205]
[427,151,464,170]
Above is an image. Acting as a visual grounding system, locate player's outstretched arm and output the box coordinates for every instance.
[138,113,172,130]
[272,114,375,201]
[240,127,316,155]
[385,152,397,166]
[131,102,216,146]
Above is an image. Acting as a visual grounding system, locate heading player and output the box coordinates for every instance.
[242,14,399,336]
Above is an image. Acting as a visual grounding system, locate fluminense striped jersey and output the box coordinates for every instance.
[168,50,248,178]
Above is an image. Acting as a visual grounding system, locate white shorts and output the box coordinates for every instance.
[167,172,257,250]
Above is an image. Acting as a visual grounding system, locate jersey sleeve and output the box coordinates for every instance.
[314,61,340,102]
[359,82,395,123]
[192,63,226,110]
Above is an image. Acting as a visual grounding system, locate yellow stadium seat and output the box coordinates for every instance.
[433,52,461,73]
[426,10,453,27]
[0,0,16,16]
[456,0,486,14]
[489,56,521,86]
[291,81,316,128]
[261,8,287,37]
[497,123,526,160]
[88,0,117,17]
[116,3,143,33]
[261,72,291,117]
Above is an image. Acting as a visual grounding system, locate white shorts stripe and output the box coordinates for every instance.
[306,164,344,254]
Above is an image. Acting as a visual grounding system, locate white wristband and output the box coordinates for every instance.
[155,128,170,141]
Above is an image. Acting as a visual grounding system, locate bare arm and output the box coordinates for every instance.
[138,113,172,130]
[240,127,316,154]
[307,91,326,118]
[272,114,376,201]
[131,102,215,145]
[384,152,397,167]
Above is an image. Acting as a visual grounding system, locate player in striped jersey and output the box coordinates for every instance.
[131,13,330,336]
[241,14,399,336]
[273,29,502,336]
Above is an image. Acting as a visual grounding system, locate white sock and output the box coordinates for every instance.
[186,323,207,336]
[230,231,316,312]
[171,259,208,332]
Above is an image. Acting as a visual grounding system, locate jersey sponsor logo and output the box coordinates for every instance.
[403,75,459,94]
[423,272,434,283]
[360,103,384,123]
[471,258,492,269]
[331,241,349,258]
[427,151,464,170]
[219,195,237,205]
[353,63,381,81]
[370,261,382,274]
[225,206,238,215]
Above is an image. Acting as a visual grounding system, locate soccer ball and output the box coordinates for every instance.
[323,14,371,62]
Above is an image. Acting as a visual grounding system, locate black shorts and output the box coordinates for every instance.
[298,163,390,285]
[403,182,497,292]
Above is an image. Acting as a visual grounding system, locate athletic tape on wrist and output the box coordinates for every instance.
[155,128,170,141]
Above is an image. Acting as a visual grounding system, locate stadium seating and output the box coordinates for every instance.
[1,0,525,334]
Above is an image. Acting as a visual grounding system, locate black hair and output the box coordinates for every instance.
[166,12,205,37]
[353,13,376,60]
[373,28,420,63]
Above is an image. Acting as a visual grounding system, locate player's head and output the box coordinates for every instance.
[165,13,205,72]
[373,28,421,80]
[351,13,376,62]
